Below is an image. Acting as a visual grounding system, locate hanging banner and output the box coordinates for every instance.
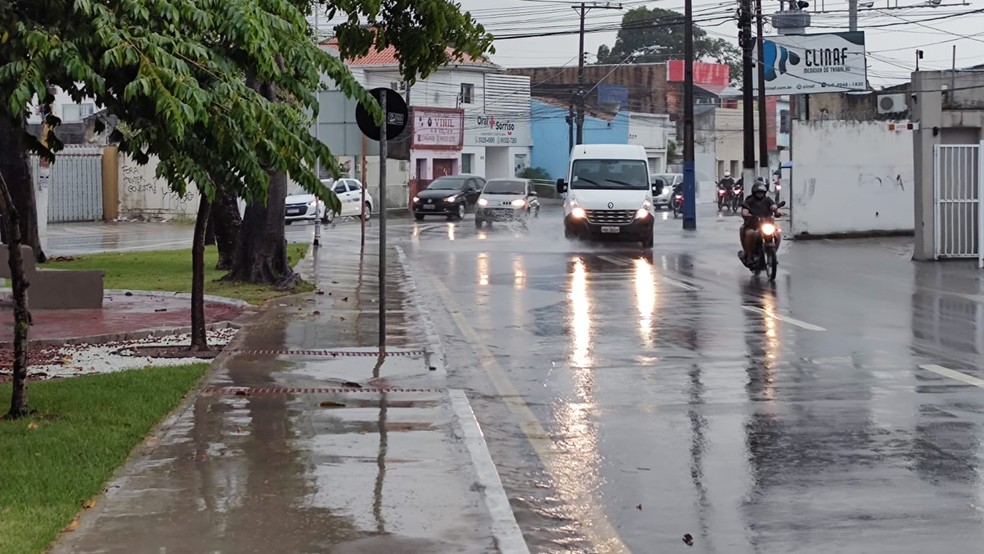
[753,31,867,95]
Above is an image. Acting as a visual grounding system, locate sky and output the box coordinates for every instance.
[452,0,984,88]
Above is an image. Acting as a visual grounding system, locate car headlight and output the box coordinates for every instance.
[478,198,488,207]
[444,195,459,203]
[511,199,526,208]
[307,199,317,207]
[571,207,586,219]
[761,223,777,236]
[412,196,420,203]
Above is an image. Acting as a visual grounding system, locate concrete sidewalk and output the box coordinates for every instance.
[51,238,526,554]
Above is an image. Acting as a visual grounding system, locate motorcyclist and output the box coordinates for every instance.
[739,177,781,264]
[718,170,735,190]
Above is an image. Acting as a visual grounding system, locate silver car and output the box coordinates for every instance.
[652,173,683,210]
[475,178,540,228]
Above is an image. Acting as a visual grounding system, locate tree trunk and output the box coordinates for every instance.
[204,212,216,246]
[224,170,297,287]
[0,169,32,419]
[0,117,45,264]
[224,75,296,287]
[211,183,242,271]
[190,194,212,352]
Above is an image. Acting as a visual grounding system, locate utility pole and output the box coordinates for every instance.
[739,0,756,187]
[682,0,696,230]
[755,0,769,178]
[848,0,857,31]
[573,2,622,144]
[377,90,387,352]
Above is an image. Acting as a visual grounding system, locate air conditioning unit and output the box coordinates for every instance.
[877,93,907,114]
[390,81,407,91]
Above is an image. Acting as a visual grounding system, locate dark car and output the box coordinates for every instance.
[412,174,485,221]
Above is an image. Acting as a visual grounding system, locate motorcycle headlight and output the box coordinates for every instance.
[761,223,777,236]
[478,198,488,207]
[571,207,587,219]
[511,199,526,208]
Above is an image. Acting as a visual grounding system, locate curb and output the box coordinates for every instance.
[6,320,246,348]
[104,289,252,308]
[449,389,530,554]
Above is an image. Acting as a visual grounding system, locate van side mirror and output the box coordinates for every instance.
[555,178,567,193]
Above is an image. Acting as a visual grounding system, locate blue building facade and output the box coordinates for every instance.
[530,99,630,180]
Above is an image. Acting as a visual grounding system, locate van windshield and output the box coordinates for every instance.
[571,159,649,190]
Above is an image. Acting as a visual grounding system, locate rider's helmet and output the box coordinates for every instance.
[724,171,731,178]
[752,178,768,196]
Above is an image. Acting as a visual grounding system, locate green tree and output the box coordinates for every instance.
[0,0,492,418]
[226,0,495,286]
[596,7,741,85]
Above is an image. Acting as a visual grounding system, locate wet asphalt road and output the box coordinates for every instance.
[405,204,984,553]
[47,207,984,552]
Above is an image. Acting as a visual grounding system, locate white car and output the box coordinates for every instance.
[284,178,375,224]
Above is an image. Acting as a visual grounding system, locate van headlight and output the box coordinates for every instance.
[511,199,527,208]
[635,201,652,219]
[478,198,488,207]
[571,207,587,219]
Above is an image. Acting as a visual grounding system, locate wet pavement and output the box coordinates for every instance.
[400,204,984,553]
[52,232,516,554]
[0,293,245,344]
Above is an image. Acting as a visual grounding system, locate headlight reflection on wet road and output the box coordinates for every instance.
[633,257,657,349]
[569,257,592,372]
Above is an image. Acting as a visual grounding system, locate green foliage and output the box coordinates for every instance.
[666,139,678,162]
[596,7,741,84]
[0,0,494,210]
[518,166,551,180]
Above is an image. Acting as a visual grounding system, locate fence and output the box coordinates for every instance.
[933,143,983,268]
[31,147,104,223]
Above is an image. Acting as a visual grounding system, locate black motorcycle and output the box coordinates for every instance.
[741,201,786,281]
[730,184,743,213]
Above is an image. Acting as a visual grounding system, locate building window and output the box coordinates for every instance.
[462,153,475,174]
[779,109,791,133]
[80,103,95,118]
[460,83,474,105]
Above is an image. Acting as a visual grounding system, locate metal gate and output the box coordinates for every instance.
[933,142,983,268]
[31,147,104,223]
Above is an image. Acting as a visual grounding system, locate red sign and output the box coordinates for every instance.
[666,61,730,86]
[411,107,464,151]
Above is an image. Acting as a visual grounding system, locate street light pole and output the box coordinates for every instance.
[573,2,622,145]
[682,0,696,230]
[378,90,387,352]
[739,0,757,187]
[755,0,769,178]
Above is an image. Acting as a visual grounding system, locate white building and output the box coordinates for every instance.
[627,113,672,175]
[25,87,98,125]
[322,40,533,182]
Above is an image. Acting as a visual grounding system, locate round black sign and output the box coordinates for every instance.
[356,87,409,142]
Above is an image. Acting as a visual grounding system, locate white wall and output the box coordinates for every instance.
[118,155,200,220]
[26,86,99,124]
[791,120,914,236]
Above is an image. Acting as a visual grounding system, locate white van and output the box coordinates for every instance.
[556,144,656,248]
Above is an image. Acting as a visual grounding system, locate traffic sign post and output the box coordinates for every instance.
[355,88,408,352]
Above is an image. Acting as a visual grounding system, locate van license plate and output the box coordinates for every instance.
[600,226,620,234]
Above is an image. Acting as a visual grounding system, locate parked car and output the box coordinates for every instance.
[475,178,540,228]
[652,173,683,210]
[412,174,485,221]
[284,178,374,225]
